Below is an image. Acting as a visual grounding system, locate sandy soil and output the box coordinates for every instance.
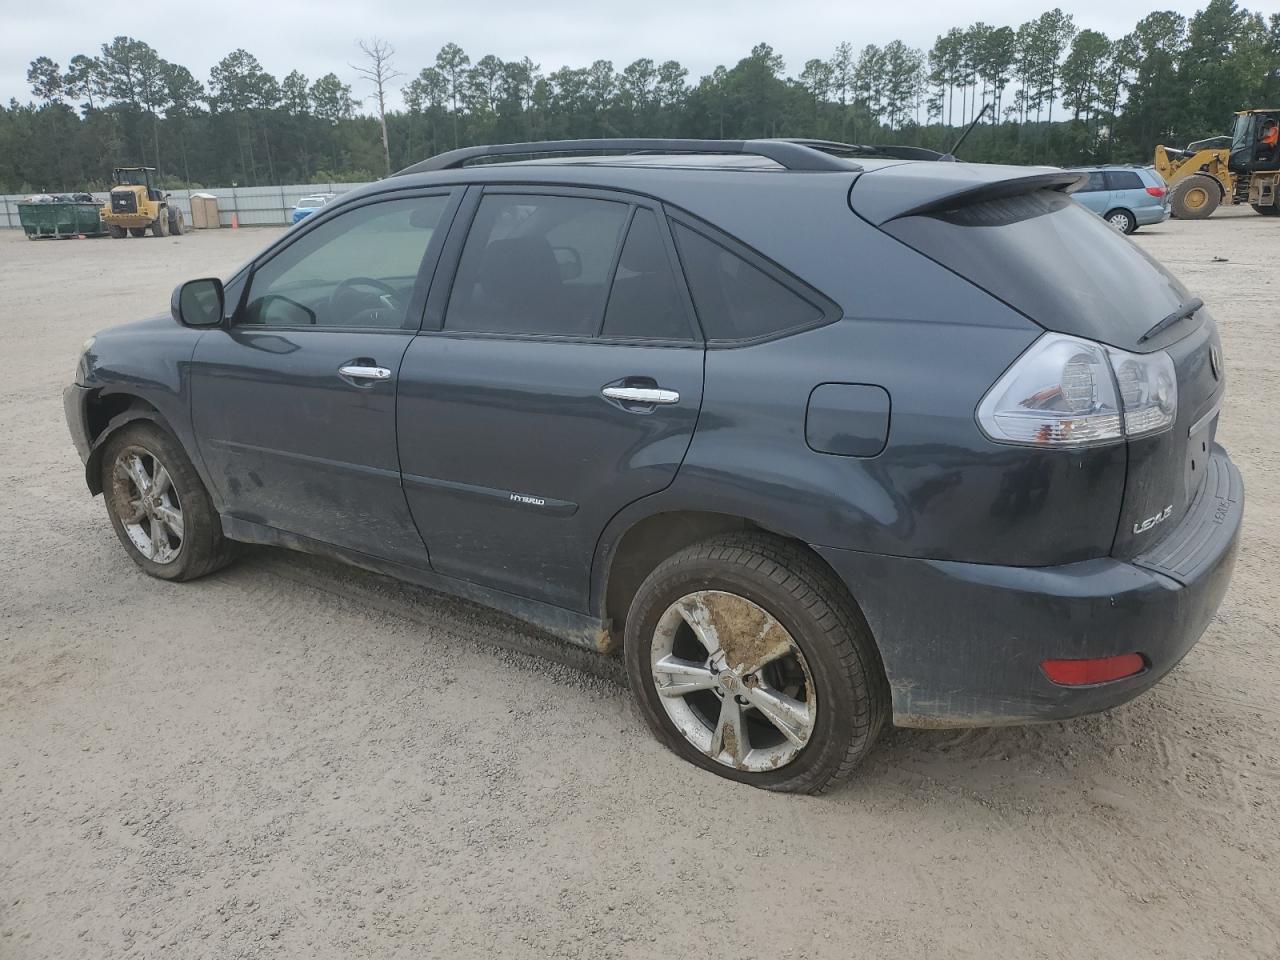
[1,208,1277,959]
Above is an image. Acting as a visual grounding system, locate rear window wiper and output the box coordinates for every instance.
[1139,298,1203,344]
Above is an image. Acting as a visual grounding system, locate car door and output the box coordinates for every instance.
[1105,169,1144,212]
[397,187,705,610]
[190,189,460,565]
[1074,171,1109,214]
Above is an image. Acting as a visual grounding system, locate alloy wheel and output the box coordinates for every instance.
[650,590,816,771]
[110,446,184,564]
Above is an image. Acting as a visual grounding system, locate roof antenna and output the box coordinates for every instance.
[939,103,993,162]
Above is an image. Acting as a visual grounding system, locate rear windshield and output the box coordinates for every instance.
[882,190,1188,349]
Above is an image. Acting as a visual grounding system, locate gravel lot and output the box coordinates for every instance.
[2,208,1277,959]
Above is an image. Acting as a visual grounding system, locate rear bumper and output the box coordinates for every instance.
[815,445,1243,728]
[1135,204,1168,225]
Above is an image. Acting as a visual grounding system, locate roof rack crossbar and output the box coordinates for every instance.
[393,138,862,176]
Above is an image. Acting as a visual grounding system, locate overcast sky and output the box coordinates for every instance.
[0,0,1258,110]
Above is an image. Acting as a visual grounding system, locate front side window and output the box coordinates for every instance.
[243,195,449,329]
[445,194,629,337]
[671,222,824,342]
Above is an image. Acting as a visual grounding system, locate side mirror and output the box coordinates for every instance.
[171,277,225,328]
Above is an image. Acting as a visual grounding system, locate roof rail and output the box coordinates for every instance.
[777,139,946,162]
[393,138,863,176]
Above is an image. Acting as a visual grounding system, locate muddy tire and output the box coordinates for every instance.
[168,207,186,234]
[107,224,125,239]
[100,422,236,582]
[1251,203,1279,216]
[153,210,170,237]
[623,532,888,793]
[1170,175,1220,219]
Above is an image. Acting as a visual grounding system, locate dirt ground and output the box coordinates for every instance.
[1,207,1277,960]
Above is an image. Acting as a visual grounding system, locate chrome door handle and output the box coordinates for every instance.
[602,386,680,405]
[338,364,392,381]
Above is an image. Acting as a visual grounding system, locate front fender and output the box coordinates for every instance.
[83,401,182,495]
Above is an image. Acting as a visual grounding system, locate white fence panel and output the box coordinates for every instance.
[1,182,372,230]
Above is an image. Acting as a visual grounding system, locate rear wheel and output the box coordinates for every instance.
[623,533,888,793]
[100,423,235,581]
[1251,203,1279,216]
[1104,209,1137,234]
[1170,176,1220,219]
[169,207,187,234]
[128,227,147,238]
[153,210,170,237]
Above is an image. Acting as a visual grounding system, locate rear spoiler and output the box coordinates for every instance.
[850,169,1088,226]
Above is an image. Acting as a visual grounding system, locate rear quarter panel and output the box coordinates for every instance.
[593,198,1127,594]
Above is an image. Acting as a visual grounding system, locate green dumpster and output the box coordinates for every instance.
[18,199,106,239]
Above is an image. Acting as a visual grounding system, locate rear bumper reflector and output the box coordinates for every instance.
[1041,653,1146,686]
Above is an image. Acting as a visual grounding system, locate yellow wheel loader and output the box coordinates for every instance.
[1154,109,1280,219]
[100,166,187,238]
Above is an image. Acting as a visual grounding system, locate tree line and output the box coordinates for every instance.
[2,0,1278,194]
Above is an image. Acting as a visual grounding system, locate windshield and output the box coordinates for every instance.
[115,169,150,186]
[1232,114,1253,153]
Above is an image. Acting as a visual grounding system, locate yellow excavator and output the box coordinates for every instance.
[1154,109,1280,219]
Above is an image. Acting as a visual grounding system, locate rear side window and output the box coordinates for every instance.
[1106,170,1144,191]
[671,222,823,342]
[446,194,628,337]
[600,209,693,341]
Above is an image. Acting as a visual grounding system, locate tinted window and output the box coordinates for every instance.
[600,209,692,340]
[446,194,628,337]
[671,223,822,342]
[1106,170,1144,191]
[243,196,448,328]
[883,191,1188,350]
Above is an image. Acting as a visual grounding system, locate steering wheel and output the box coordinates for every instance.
[328,276,402,324]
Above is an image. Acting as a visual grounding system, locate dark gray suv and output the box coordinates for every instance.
[64,139,1243,792]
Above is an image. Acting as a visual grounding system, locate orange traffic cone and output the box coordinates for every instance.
[231,213,239,229]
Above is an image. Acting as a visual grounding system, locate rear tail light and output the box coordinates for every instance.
[1145,186,1166,198]
[978,333,1177,447]
[1041,654,1145,686]
[1106,346,1177,437]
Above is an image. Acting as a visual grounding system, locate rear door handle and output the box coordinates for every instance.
[601,386,680,405]
[338,364,392,381]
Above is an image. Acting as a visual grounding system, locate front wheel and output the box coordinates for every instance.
[1170,175,1220,219]
[623,533,888,793]
[100,422,235,581]
[1251,203,1279,216]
